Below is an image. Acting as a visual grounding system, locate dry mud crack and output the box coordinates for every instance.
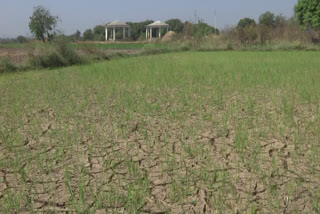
[0,99,319,213]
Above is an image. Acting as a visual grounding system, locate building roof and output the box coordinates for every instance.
[147,21,169,27]
[106,20,129,27]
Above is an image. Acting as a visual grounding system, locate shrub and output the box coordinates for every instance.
[0,58,18,73]
[83,29,94,41]
[28,38,84,68]
[17,36,28,43]
[237,26,258,44]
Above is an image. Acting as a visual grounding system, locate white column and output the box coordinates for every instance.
[159,27,161,38]
[167,27,169,33]
[123,27,126,39]
[105,28,108,41]
[150,28,152,41]
[146,28,148,40]
[128,28,131,37]
[113,27,116,41]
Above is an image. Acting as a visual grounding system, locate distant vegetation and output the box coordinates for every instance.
[1,2,320,73]
[29,6,59,42]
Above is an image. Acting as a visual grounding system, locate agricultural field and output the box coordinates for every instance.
[0,42,168,65]
[1,51,320,213]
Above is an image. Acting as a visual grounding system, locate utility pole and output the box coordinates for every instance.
[194,9,197,24]
[214,10,217,35]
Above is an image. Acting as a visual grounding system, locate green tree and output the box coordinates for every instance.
[83,29,94,41]
[236,18,257,44]
[192,19,219,39]
[93,25,105,41]
[259,11,275,27]
[295,0,320,29]
[166,19,184,33]
[237,18,256,28]
[17,36,28,43]
[29,6,58,42]
[127,20,153,41]
[275,14,287,27]
[93,25,105,36]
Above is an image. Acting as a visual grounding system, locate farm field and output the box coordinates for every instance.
[0,42,168,65]
[1,51,320,213]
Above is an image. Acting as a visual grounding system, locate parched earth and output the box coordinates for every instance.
[0,90,319,213]
[1,51,320,213]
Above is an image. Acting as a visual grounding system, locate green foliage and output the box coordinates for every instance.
[16,36,28,43]
[69,30,81,42]
[295,0,320,29]
[192,19,219,39]
[93,25,105,39]
[274,14,287,27]
[83,29,94,41]
[84,26,105,41]
[237,26,258,44]
[28,38,84,68]
[237,18,256,28]
[0,58,18,73]
[127,20,153,41]
[93,25,105,35]
[259,11,276,26]
[29,6,58,42]
[166,19,184,33]
[94,34,105,41]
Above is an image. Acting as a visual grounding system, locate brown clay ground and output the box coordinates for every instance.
[1,51,320,213]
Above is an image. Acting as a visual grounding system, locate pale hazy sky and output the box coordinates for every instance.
[0,0,297,38]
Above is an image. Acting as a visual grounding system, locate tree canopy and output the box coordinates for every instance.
[295,0,320,29]
[192,19,219,39]
[259,11,276,27]
[237,18,256,28]
[83,29,94,41]
[166,19,184,33]
[29,6,58,42]
[127,20,153,41]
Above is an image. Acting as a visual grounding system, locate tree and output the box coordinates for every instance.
[93,25,105,36]
[275,14,287,27]
[237,18,256,28]
[83,29,94,41]
[29,6,58,42]
[92,25,105,41]
[295,0,320,30]
[75,30,81,39]
[236,18,257,44]
[192,19,219,39]
[166,19,184,33]
[17,36,28,43]
[127,20,153,41]
[259,11,275,27]
[69,30,81,42]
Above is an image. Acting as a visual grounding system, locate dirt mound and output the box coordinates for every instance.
[161,31,176,42]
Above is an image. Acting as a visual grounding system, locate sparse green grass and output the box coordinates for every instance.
[1,51,320,213]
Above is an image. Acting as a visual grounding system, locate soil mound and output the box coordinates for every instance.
[161,31,176,42]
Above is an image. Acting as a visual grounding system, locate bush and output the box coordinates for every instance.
[83,29,94,41]
[28,38,84,68]
[237,26,258,44]
[17,36,28,43]
[0,58,18,73]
